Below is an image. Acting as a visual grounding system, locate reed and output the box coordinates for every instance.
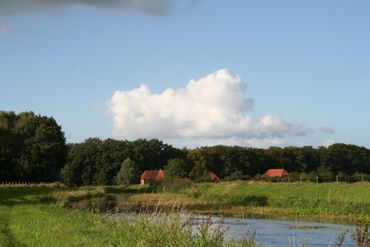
[0,186,258,247]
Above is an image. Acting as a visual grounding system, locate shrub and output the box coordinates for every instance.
[158,178,193,193]
[352,172,369,182]
[288,172,300,182]
[224,171,246,181]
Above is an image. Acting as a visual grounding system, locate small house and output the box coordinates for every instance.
[208,171,220,182]
[140,169,165,185]
[264,169,289,178]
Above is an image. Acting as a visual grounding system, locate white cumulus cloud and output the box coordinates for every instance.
[107,69,311,145]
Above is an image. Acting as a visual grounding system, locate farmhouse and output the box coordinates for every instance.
[264,169,289,178]
[140,169,165,185]
[208,171,220,182]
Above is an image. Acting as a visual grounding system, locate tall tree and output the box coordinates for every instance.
[115,158,139,185]
[164,158,188,179]
[0,111,66,182]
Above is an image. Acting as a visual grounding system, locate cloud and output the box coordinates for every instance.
[0,23,11,35]
[0,0,186,16]
[168,136,286,149]
[107,69,311,146]
[319,127,335,134]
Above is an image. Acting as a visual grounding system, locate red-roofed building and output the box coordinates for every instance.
[208,171,220,182]
[140,169,165,185]
[264,169,289,178]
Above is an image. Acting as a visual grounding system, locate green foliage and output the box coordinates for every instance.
[317,166,335,182]
[164,158,188,179]
[159,178,193,192]
[0,111,66,182]
[61,138,186,186]
[287,172,300,182]
[225,171,246,181]
[3,110,370,186]
[115,158,139,185]
[352,172,369,182]
[308,171,319,182]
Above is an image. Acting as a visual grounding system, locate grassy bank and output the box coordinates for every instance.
[78,181,370,223]
[0,186,256,247]
[179,181,370,219]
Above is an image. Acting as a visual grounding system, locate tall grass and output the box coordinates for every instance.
[0,186,258,247]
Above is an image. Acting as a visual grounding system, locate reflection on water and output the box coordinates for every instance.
[190,215,355,247]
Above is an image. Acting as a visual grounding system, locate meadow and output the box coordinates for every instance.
[173,181,370,221]
[0,184,256,247]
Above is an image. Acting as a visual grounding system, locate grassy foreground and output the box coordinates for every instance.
[0,185,256,247]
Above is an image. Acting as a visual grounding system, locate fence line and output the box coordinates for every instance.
[0,182,58,187]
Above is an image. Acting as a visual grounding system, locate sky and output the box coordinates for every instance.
[0,0,369,148]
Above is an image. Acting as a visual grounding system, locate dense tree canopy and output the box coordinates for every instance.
[61,138,187,186]
[164,158,189,180]
[186,144,370,182]
[0,111,66,182]
[1,111,370,184]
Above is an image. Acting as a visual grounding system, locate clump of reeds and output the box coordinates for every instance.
[352,216,370,247]
[46,188,106,208]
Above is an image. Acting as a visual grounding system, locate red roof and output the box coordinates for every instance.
[140,170,165,181]
[209,172,220,181]
[264,169,289,177]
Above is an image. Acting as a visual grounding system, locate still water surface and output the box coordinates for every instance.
[109,213,355,247]
[190,215,354,247]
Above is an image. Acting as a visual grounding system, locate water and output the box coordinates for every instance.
[190,215,355,247]
[108,213,356,247]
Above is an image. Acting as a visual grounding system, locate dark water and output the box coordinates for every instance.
[190,215,355,247]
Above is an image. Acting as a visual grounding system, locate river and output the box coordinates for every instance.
[108,213,357,247]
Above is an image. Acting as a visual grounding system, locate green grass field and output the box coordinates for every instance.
[92,181,370,223]
[0,185,255,247]
[182,181,370,215]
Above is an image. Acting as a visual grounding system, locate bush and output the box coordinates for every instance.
[157,178,193,192]
[288,172,300,182]
[224,171,246,181]
[352,172,369,182]
[308,171,319,182]
[317,166,334,182]
[336,172,350,182]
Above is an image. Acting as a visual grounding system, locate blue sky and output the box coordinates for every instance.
[0,0,369,148]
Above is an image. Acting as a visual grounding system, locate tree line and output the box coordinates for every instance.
[1,111,370,185]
